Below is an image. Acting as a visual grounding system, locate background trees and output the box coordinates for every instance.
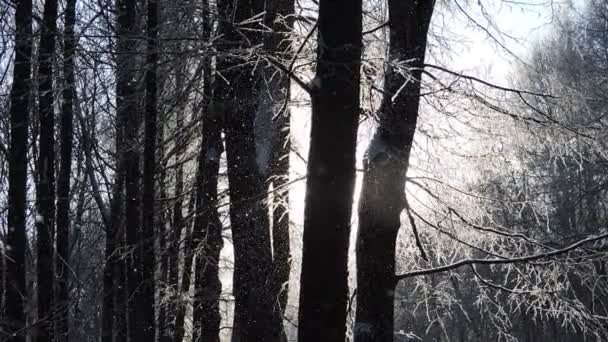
[0,0,607,342]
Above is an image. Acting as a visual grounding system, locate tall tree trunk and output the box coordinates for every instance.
[191,2,223,340]
[140,0,159,340]
[36,0,58,341]
[297,0,362,341]
[6,1,32,341]
[260,0,294,336]
[215,0,278,340]
[354,2,434,342]
[55,1,77,340]
[114,0,141,341]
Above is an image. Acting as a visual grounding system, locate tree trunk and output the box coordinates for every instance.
[261,0,294,336]
[35,0,58,340]
[214,0,278,340]
[297,0,362,341]
[140,0,159,340]
[191,2,223,340]
[55,1,76,340]
[114,0,141,341]
[6,1,32,341]
[354,2,434,342]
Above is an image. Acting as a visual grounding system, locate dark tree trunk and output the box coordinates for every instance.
[6,1,32,341]
[191,2,223,341]
[140,0,159,340]
[36,0,58,340]
[214,0,278,341]
[297,0,362,341]
[114,0,141,341]
[260,0,294,335]
[114,247,128,342]
[55,1,76,340]
[354,2,434,342]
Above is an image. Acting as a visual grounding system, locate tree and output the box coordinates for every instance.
[297,0,362,341]
[214,0,279,340]
[261,0,295,333]
[35,0,58,340]
[190,2,223,341]
[5,0,33,341]
[55,0,77,340]
[354,1,435,341]
[140,0,158,339]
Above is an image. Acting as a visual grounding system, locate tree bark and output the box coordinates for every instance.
[140,0,159,340]
[190,2,223,340]
[261,0,294,336]
[297,0,362,341]
[55,1,77,340]
[114,0,141,341]
[35,0,58,340]
[6,1,32,341]
[213,0,278,341]
[354,2,434,342]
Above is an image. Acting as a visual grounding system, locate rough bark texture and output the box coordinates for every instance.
[215,0,278,340]
[354,2,434,342]
[6,1,32,341]
[36,0,58,340]
[55,0,77,341]
[297,0,362,341]
[140,0,159,339]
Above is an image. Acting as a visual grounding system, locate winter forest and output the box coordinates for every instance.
[1,0,608,341]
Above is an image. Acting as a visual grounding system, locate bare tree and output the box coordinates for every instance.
[5,0,33,341]
[214,0,279,340]
[297,0,363,341]
[140,0,159,340]
[35,0,59,340]
[55,0,77,340]
[355,1,435,341]
[261,0,295,335]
